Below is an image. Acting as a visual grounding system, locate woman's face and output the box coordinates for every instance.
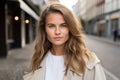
[45,13,69,47]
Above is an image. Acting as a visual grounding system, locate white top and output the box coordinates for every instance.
[45,51,65,80]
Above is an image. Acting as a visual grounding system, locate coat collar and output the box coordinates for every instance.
[38,54,48,69]
[34,51,49,80]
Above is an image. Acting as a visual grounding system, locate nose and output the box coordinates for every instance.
[55,26,61,35]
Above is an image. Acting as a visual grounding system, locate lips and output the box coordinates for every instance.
[53,37,63,41]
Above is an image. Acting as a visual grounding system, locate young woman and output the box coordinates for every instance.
[23,3,106,80]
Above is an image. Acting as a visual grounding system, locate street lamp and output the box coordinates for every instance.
[14,16,19,21]
[25,19,30,24]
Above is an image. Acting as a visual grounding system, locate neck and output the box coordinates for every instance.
[51,45,64,56]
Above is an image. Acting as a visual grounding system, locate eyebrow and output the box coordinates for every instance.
[46,23,54,25]
[46,22,67,26]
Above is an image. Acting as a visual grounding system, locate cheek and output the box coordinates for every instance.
[64,29,69,39]
[45,28,53,39]
[45,28,50,35]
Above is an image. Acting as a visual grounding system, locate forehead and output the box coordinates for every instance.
[46,13,65,24]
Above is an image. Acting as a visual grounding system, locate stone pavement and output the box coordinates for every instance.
[0,43,34,80]
[0,35,120,80]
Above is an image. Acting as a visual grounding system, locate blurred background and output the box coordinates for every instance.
[0,0,120,80]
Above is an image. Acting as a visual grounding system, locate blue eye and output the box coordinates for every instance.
[61,23,67,27]
[48,25,55,28]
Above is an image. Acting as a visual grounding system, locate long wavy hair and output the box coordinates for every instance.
[31,3,94,75]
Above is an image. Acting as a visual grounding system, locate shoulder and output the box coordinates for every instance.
[84,52,106,80]
[85,52,100,70]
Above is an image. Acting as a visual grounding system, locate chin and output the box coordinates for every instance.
[53,42,65,46]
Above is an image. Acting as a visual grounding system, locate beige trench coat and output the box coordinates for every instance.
[23,52,106,80]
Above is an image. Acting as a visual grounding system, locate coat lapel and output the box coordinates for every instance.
[23,64,46,80]
[23,55,47,80]
[63,68,83,80]
[34,54,47,80]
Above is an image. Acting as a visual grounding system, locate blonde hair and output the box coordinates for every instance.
[31,3,94,75]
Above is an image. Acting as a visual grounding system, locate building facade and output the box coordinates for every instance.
[0,0,39,57]
[75,0,120,38]
[105,0,120,37]
[74,0,97,34]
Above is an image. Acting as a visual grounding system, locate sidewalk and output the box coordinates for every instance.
[0,43,34,80]
[86,34,120,46]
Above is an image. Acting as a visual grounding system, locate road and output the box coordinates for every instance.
[85,35,120,80]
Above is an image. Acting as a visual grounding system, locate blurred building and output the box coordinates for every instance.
[31,0,59,11]
[74,0,97,34]
[0,0,39,57]
[31,0,45,11]
[105,0,120,37]
[95,0,105,37]
[75,0,120,38]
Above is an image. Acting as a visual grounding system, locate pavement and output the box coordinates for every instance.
[86,34,120,46]
[0,43,34,80]
[0,35,120,80]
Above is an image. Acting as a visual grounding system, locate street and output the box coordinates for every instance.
[85,35,120,80]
